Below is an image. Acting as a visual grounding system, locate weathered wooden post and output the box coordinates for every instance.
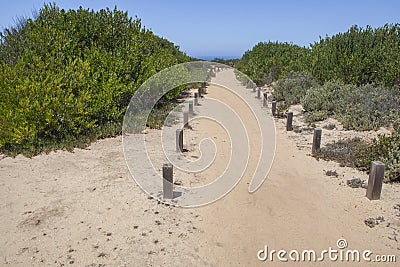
[200,82,207,95]
[189,101,194,115]
[194,93,199,106]
[286,111,293,131]
[366,161,385,200]
[312,128,322,154]
[271,101,277,116]
[162,163,173,199]
[263,93,268,107]
[198,87,202,98]
[257,88,261,99]
[183,111,189,128]
[176,129,183,152]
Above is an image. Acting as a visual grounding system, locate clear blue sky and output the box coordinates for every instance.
[1,0,399,59]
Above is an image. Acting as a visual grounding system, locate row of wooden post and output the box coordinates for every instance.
[265,90,385,201]
[164,89,202,198]
[164,83,385,201]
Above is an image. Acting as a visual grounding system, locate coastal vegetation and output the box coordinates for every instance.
[237,24,400,182]
[0,3,191,156]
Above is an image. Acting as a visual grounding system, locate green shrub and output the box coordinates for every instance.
[314,131,400,182]
[314,137,375,171]
[272,72,319,104]
[376,131,400,182]
[300,81,400,130]
[310,24,400,87]
[304,110,329,124]
[275,102,290,118]
[236,41,311,85]
[302,81,352,124]
[238,24,400,88]
[335,85,400,130]
[0,4,191,157]
[302,80,345,114]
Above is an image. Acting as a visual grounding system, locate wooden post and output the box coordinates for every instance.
[194,93,199,106]
[271,101,277,116]
[183,111,189,128]
[263,93,267,107]
[257,88,261,99]
[312,128,322,154]
[366,161,385,200]
[189,101,194,115]
[286,111,293,131]
[198,87,202,98]
[162,163,173,199]
[176,129,183,152]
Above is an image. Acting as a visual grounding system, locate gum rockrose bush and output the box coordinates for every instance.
[0,3,191,157]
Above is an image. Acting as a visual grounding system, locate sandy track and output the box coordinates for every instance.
[194,70,400,266]
[1,69,399,266]
[0,137,209,266]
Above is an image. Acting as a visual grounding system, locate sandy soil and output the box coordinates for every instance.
[1,69,399,266]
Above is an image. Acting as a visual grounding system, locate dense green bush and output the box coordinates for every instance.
[0,4,191,156]
[311,24,400,86]
[237,24,400,88]
[236,42,310,85]
[272,72,319,105]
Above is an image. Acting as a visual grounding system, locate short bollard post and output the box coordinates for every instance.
[263,93,268,107]
[312,128,322,154]
[162,163,173,199]
[183,111,189,128]
[176,129,183,152]
[252,85,256,92]
[271,101,277,116]
[366,161,385,200]
[286,111,293,131]
[257,88,261,99]
[194,93,199,106]
[189,101,194,115]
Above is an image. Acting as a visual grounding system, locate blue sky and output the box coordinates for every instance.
[1,0,399,59]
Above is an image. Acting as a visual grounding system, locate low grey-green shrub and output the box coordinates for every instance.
[376,131,400,182]
[301,81,400,130]
[314,131,400,182]
[272,72,319,105]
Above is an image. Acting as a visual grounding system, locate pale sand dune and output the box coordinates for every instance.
[1,69,399,266]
